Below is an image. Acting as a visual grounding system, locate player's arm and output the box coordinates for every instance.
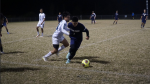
[140,16,143,19]
[83,28,89,40]
[61,24,69,36]
[6,18,8,24]
[146,16,148,20]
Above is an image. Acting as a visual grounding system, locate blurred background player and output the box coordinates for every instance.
[36,9,45,37]
[93,11,96,23]
[66,16,89,64]
[42,12,70,61]
[57,12,63,24]
[113,10,119,24]
[132,12,134,19]
[140,9,148,28]
[90,11,96,24]
[0,13,4,53]
[3,16,9,34]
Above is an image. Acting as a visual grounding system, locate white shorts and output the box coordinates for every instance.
[37,22,45,28]
[52,36,65,45]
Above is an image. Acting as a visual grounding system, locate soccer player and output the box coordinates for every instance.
[140,9,148,28]
[36,9,45,37]
[113,10,119,24]
[3,16,9,34]
[90,11,96,24]
[93,11,96,23]
[132,12,134,19]
[57,12,63,24]
[66,16,89,64]
[42,12,70,61]
[0,13,4,53]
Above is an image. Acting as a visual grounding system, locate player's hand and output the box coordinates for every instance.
[86,36,89,40]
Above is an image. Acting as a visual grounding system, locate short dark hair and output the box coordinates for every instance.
[0,13,4,20]
[63,11,70,18]
[72,16,78,22]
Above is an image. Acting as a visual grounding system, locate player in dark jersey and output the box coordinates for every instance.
[140,9,148,28]
[0,13,4,54]
[57,12,63,24]
[132,12,134,19]
[66,16,89,64]
[113,10,119,24]
[90,11,96,24]
[3,16,9,34]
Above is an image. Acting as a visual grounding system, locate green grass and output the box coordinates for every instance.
[1,20,150,84]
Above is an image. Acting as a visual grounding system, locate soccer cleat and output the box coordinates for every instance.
[7,32,9,34]
[66,59,70,64]
[1,52,4,54]
[66,52,70,59]
[42,56,48,62]
[36,34,40,37]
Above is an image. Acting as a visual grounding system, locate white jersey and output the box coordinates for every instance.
[39,13,45,22]
[52,20,70,38]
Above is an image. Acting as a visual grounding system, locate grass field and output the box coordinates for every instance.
[1,20,150,84]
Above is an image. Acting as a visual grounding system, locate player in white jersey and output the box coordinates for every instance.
[36,9,45,37]
[42,12,70,61]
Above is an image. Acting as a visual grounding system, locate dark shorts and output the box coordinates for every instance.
[58,20,62,22]
[91,18,95,21]
[3,22,6,26]
[115,18,118,20]
[53,44,59,49]
[142,20,146,24]
[70,38,82,49]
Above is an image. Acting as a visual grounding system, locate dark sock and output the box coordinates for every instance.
[6,29,8,32]
[116,22,117,24]
[69,48,78,60]
[0,46,3,52]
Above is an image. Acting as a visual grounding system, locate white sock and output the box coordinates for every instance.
[58,45,65,52]
[37,32,39,35]
[44,52,52,58]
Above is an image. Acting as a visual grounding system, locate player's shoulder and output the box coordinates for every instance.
[78,22,85,28]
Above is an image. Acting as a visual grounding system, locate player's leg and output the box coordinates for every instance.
[116,20,118,24]
[36,22,40,37]
[3,22,9,34]
[66,39,82,64]
[113,20,116,24]
[40,24,44,37]
[56,37,69,56]
[42,37,60,61]
[0,38,4,53]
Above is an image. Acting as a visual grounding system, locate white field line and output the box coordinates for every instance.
[1,60,150,78]
[34,29,141,61]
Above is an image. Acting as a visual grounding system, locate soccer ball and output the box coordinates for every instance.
[82,59,90,68]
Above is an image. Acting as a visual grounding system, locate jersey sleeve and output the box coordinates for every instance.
[43,13,45,18]
[61,23,69,35]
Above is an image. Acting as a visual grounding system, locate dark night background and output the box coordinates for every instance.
[1,0,149,18]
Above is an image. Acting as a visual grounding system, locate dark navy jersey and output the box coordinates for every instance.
[91,14,95,19]
[141,13,147,20]
[58,15,62,20]
[115,13,118,18]
[68,22,87,40]
[4,16,7,23]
